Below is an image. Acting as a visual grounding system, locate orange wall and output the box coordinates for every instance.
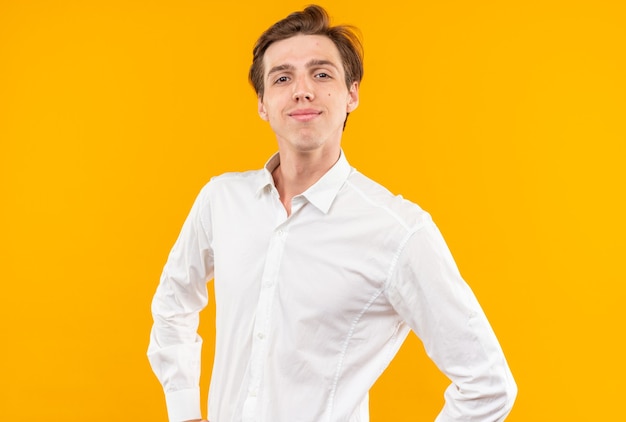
[1,1,624,420]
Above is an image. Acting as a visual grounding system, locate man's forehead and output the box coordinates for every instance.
[263,34,343,71]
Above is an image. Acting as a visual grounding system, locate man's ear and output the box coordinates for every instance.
[346,81,359,113]
[258,96,268,121]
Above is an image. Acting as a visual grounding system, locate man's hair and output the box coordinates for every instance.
[249,4,364,99]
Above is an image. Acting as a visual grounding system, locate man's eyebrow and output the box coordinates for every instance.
[267,59,340,78]
[267,64,295,77]
[306,59,339,70]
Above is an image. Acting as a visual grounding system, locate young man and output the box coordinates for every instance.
[148,5,517,422]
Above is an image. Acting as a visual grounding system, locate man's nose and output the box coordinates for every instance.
[292,77,314,101]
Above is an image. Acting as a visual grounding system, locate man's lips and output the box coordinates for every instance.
[288,109,322,122]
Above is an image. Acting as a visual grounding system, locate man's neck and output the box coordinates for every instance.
[272,146,341,216]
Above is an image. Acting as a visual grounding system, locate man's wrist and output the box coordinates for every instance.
[164,387,202,422]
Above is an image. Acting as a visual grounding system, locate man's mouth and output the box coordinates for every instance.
[288,109,322,122]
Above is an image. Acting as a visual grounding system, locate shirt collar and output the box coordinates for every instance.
[257,152,281,195]
[257,150,352,214]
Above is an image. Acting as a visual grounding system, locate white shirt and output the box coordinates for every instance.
[148,152,517,422]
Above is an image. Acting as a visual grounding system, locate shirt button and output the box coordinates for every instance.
[257,332,265,340]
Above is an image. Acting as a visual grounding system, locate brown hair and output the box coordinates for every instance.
[249,5,364,99]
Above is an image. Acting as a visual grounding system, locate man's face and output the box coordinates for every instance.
[258,34,359,154]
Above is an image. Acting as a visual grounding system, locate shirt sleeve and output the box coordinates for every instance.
[385,215,517,421]
[147,184,215,422]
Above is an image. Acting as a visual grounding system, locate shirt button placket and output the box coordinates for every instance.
[241,224,288,421]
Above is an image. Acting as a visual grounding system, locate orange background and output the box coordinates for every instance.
[1,0,625,420]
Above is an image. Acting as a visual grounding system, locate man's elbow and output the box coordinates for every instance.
[494,370,518,419]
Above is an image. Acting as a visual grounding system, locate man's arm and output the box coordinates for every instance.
[385,215,517,421]
[147,185,215,422]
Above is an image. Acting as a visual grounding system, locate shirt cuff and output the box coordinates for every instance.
[165,387,202,422]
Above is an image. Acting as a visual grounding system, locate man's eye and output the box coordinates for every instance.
[316,73,330,79]
[275,76,289,84]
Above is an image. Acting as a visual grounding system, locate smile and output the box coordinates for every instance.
[288,109,322,122]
